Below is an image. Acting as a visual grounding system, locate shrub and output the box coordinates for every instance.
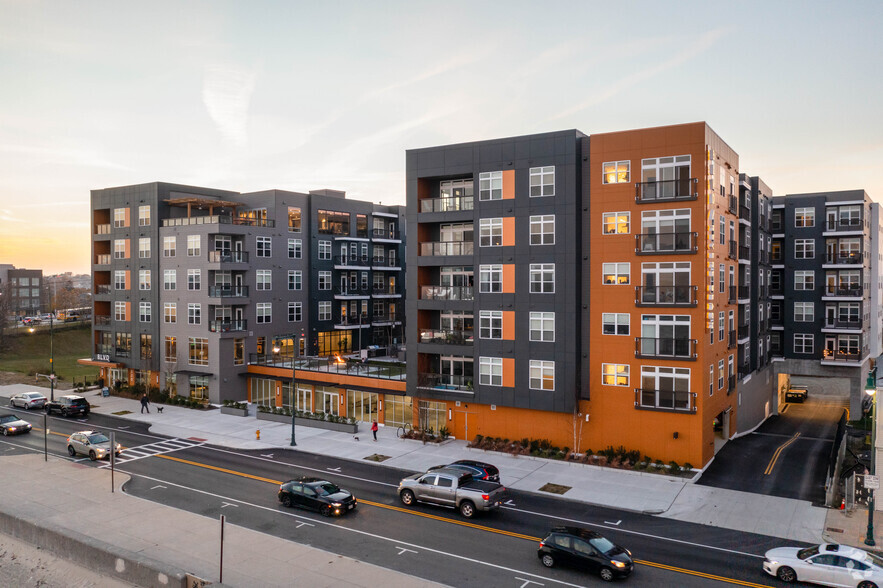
[222,400,231,407]
[683,462,694,472]
[520,437,529,449]
[439,426,450,440]
[472,434,484,448]
[668,461,682,475]
[529,439,540,453]
[539,439,551,451]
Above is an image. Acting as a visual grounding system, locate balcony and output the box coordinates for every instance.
[94,315,111,326]
[728,286,737,304]
[822,348,867,363]
[738,285,750,300]
[372,285,402,297]
[738,324,750,339]
[207,251,249,264]
[727,240,737,260]
[770,285,784,296]
[635,178,698,204]
[634,337,697,360]
[728,194,738,214]
[826,253,862,265]
[416,372,473,393]
[94,224,111,235]
[739,245,750,260]
[371,256,401,269]
[420,285,474,301]
[208,285,249,298]
[739,204,751,222]
[759,286,769,299]
[824,318,862,330]
[372,312,404,325]
[420,196,474,213]
[634,389,696,413]
[335,316,370,328]
[419,329,474,345]
[759,251,770,265]
[334,286,371,297]
[373,228,399,240]
[209,319,247,333]
[420,241,474,256]
[95,254,111,265]
[728,330,737,349]
[95,284,112,295]
[162,215,274,228]
[635,232,698,255]
[825,285,862,297]
[635,285,698,307]
[334,255,371,268]
[826,218,863,232]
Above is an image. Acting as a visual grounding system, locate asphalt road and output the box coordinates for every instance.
[0,407,804,587]
[698,396,846,504]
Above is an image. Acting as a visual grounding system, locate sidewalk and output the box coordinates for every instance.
[4,382,883,550]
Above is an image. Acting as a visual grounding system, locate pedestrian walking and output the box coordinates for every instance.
[371,419,378,441]
[140,393,150,414]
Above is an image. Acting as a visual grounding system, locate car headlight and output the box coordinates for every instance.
[331,502,342,507]
[612,560,626,568]
[7,427,15,432]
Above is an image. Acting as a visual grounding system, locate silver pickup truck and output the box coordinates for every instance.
[397,467,507,518]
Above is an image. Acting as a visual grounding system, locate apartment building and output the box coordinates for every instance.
[1,267,44,317]
[82,182,404,404]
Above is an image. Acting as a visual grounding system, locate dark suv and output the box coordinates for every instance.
[45,395,90,417]
[278,477,357,517]
[428,460,501,482]
[538,526,633,582]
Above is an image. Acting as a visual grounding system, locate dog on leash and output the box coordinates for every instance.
[156,406,164,413]
[353,435,359,441]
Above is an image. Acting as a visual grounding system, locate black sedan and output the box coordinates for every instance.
[0,413,33,436]
[538,526,633,582]
[278,477,357,517]
[429,459,500,482]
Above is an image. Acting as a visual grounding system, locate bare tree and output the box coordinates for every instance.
[0,283,12,352]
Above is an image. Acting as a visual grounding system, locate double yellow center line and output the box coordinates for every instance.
[764,433,800,475]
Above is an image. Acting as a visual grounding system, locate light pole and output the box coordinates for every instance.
[275,345,296,447]
[49,314,55,402]
[866,370,878,546]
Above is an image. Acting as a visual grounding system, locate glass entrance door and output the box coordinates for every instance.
[346,390,378,422]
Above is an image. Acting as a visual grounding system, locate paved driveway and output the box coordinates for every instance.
[698,395,847,505]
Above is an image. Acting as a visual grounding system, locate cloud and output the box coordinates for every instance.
[202,63,259,149]
[0,143,133,171]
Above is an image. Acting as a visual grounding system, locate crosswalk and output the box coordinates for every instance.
[99,437,204,467]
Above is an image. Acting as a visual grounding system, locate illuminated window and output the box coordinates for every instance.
[795,207,815,228]
[188,338,208,366]
[602,263,630,285]
[602,160,630,184]
[602,212,630,234]
[288,207,301,232]
[602,363,629,386]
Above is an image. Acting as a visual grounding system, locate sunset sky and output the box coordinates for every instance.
[1,0,881,274]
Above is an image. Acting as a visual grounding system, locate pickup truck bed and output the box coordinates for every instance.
[398,468,507,518]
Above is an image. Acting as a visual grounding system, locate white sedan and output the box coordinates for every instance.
[10,392,48,410]
[764,543,883,587]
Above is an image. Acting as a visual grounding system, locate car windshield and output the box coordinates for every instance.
[26,393,43,399]
[87,433,109,444]
[589,536,617,554]
[315,483,340,496]
[0,415,18,424]
[797,545,821,560]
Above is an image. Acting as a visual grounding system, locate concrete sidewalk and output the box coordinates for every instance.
[3,383,882,550]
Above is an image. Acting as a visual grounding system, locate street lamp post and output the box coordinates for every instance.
[866,369,878,547]
[49,314,55,402]
[276,345,296,447]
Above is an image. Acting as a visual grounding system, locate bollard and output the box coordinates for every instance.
[256,429,260,440]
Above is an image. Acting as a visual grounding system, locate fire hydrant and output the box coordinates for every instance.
[256,429,261,440]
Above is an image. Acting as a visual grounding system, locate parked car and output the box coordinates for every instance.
[40,313,54,322]
[45,395,90,417]
[785,385,808,403]
[66,430,121,461]
[278,477,357,516]
[10,391,48,410]
[764,543,883,586]
[398,468,507,518]
[538,526,634,582]
[0,413,33,436]
[429,460,500,482]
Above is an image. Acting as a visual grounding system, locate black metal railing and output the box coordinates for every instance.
[95,344,113,355]
[333,254,371,266]
[334,285,371,296]
[419,285,474,301]
[208,250,249,263]
[208,285,249,297]
[826,218,863,231]
[419,329,474,345]
[822,349,865,362]
[728,375,736,394]
[635,232,698,254]
[635,285,698,307]
[739,204,751,221]
[738,324,750,339]
[209,320,247,333]
[728,286,737,303]
[420,196,474,213]
[420,241,474,256]
[826,253,862,265]
[738,286,750,299]
[162,215,275,228]
[634,389,696,413]
[371,313,404,323]
[770,285,783,296]
[727,240,737,260]
[373,228,399,239]
[824,318,862,329]
[335,316,370,327]
[248,354,406,380]
[825,285,862,297]
[635,178,698,203]
[728,194,738,214]
[372,285,401,296]
[371,256,401,267]
[416,372,474,392]
[739,245,750,260]
[634,337,697,360]
[728,330,737,349]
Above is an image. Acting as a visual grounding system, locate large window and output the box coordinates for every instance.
[795,207,815,227]
[317,210,350,235]
[256,302,272,324]
[479,311,502,339]
[188,303,201,325]
[187,269,201,291]
[187,235,200,257]
[640,155,691,198]
[234,339,244,365]
[256,269,272,291]
[794,333,814,354]
[795,270,815,291]
[479,218,503,247]
[639,209,691,253]
[529,360,555,390]
[529,166,554,197]
[602,161,630,184]
[529,215,555,245]
[602,212,629,235]
[529,263,554,293]
[288,207,301,232]
[602,313,629,335]
[256,236,272,257]
[640,261,692,304]
[479,357,502,386]
[164,336,176,362]
[140,334,152,359]
[602,263,629,285]
[795,239,815,259]
[189,337,208,365]
[479,264,502,293]
[529,312,554,342]
[639,366,691,411]
[189,376,209,400]
[602,363,629,386]
[794,302,814,322]
[138,237,151,259]
[163,269,176,290]
[164,303,176,324]
[479,171,502,201]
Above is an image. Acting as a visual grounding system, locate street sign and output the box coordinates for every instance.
[867,475,880,490]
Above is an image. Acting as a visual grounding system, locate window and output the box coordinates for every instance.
[479,310,502,339]
[479,171,502,200]
[185,235,200,257]
[189,337,208,366]
[114,270,126,290]
[318,271,332,290]
[256,302,272,324]
[718,360,724,389]
[318,301,331,321]
[719,312,725,342]
[602,363,629,386]
[164,303,176,323]
[318,240,331,260]
[479,357,502,386]
[795,207,815,227]
[602,160,630,184]
[795,239,815,259]
[794,302,814,322]
[794,333,814,354]
[479,218,503,247]
[256,236,271,257]
[288,270,302,290]
[288,238,302,259]
[641,156,691,197]
[113,239,126,259]
[602,263,629,285]
[529,166,554,197]
[113,207,127,228]
[256,269,272,291]
[639,261,691,304]
[709,365,714,396]
[163,236,176,257]
[187,269,201,290]
[139,270,151,290]
[530,263,555,293]
[479,264,502,293]
[288,302,302,322]
[529,312,554,342]
[234,339,244,365]
[317,210,350,234]
[139,302,151,323]
[529,360,555,390]
[795,270,815,290]
[719,263,725,293]
[138,238,150,258]
[114,301,127,321]
[288,206,301,232]
[530,215,555,245]
[188,303,201,325]
[164,337,176,362]
[639,366,691,410]
[163,269,176,290]
[602,313,629,335]
[138,205,150,226]
[602,212,629,234]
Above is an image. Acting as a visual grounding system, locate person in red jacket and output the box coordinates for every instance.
[371,420,378,441]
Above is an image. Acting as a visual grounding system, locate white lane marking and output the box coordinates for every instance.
[221,502,239,509]
[516,578,544,588]
[261,453,274,459]
[151,485,167,490]
[395,547,418,556]
[117,426,130,430]
[118,469,589,588]
[504,499,516,506]
[293,521,314,529]
[604,520,621,526]
[326,466,341,472]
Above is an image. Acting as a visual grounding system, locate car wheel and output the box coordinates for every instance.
[2,428,7,436]
[23,403,29,410]
[459,501,475,518]
[61,408,68,417]
[599,567,615,582]
[541,554,555,568]
[777,566,796,583]
[320,505,332,517]
[400,489,415,506]
[67,446,76,456]
[281,494,293,508]
[89,451,97,461]
[858,582,878,588]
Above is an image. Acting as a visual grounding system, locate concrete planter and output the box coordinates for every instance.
[257,411,358,433]
[256,411,291,424]
[220,406,249,417]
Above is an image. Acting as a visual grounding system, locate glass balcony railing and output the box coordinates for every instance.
[417,372,474,392]
[634,389,696,413]
[634,337,697,360]
[635,178,698,203]
[420,285,474,301]
[420,196,474,213]
[420,241,474,256]
[635,285,698,307]
[373,228,399,239]
[162,215,275,228]
[94,315,111,326]
[635,232,697,254]
[419,329,474,345]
